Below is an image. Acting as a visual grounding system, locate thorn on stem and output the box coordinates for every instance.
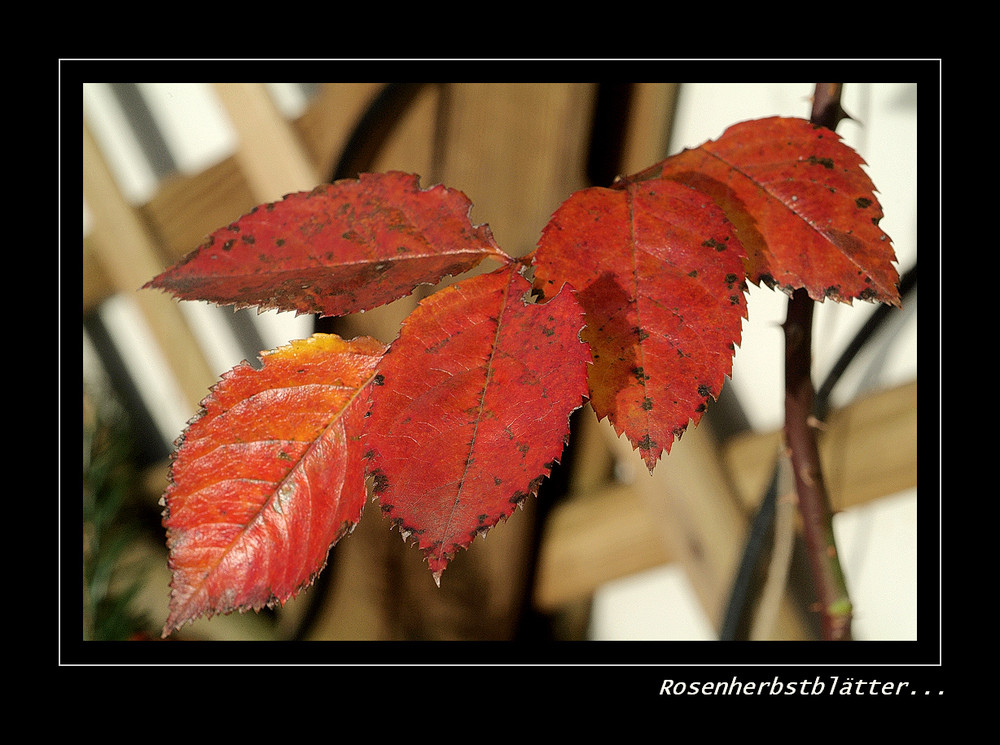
[799,465,819,488]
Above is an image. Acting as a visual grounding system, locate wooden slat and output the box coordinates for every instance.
[531,380,917,638]
[294,83,385,180]
[82,234,114,311]
[723,380,918,513]
[618,83,679,176]
[139,155,256,262]
[616,419,815,639]
[437,83,598,259]
[139,85,386,263]
[212,83,321,201]
[82,122,218,412]
[533,483,672,610]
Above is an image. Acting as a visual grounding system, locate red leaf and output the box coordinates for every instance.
[160,333,385,636]
[630,117,899,306]
[364,264,590,582]
[532,179,747,471]
[144,171,511,317]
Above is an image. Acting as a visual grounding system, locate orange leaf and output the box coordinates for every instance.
[364,264,590,582]
[161,333,384,636]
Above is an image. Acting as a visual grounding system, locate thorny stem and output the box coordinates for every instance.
[784,289,852,640]
[783,83,854,640]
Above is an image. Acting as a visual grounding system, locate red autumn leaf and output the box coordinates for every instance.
[532,179,747,471]
[160,333,385,637]
[364,264,590,582]
[628,116,899,306]
[144,171,511,317]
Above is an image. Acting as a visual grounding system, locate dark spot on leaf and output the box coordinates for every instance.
[542,327,555,336]
[373,373,385,386]
[729,295,741,305]
[370,470,389,494]
[698,384,712,398]
[494,476,503,485]
[632,366,650,382]
[242,234,255,244]
[807,155,835,169]
[223,239,235,251]
[275,238,285,247]
[688,270,698,278]
[859,286,879,301]
[634,326,650,341]
[636,434,655,451]
[641,397,653,411]
[703,237,727,251]
[725,273,738,286]
[855,197,872,209]
[510,491,530,506]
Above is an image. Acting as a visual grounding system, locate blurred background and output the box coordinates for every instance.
[79,76,924,645]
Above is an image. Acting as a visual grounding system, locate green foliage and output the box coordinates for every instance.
[83,390,152,641]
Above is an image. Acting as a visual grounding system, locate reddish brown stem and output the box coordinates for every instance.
[784,289,852,640]
[781,82,853,641]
